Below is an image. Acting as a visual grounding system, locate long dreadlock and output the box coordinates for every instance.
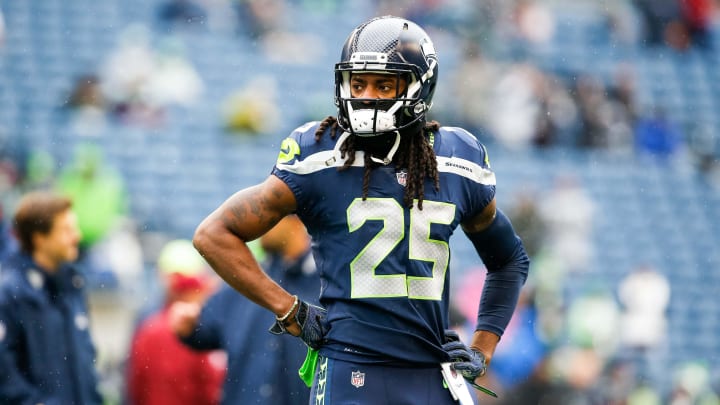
[314,116,440,210]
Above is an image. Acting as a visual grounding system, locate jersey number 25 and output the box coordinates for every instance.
[347,198,455,301]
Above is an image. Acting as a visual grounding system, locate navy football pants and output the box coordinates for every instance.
[309,355,478,405]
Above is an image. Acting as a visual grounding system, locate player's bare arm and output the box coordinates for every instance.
[193,175,301,328]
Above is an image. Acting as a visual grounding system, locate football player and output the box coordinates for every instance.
[194,15,530,404]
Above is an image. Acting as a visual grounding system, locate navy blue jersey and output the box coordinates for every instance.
[272,122,496,366]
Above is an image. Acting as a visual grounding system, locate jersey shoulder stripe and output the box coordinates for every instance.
[436,156,495,185]
[275,124,495,185]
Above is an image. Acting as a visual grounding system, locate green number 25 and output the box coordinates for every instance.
[347,198,456,301]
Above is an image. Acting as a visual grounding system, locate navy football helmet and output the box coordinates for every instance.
[335,16,439,137]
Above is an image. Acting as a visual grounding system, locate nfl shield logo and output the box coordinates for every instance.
[351,370,365,388]
[396,170,407,187]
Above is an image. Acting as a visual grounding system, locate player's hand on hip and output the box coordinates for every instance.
[269,299,327,350]
[442,329,487,380]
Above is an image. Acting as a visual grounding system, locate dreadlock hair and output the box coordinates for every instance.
[314,116,440,210]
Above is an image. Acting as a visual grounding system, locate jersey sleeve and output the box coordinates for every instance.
[270,121,326,210]
[439,127,497,220]
[271,121,337,214]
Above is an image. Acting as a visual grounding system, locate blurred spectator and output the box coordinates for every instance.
[598,357,650,405]
[566,288,621,357]
[532,72,579,148]
[67,74,106,111]
[486,63,546,149]
[632,0,681,46]
[222,75,280,135]
[56,143,128,253]
[171,215,319,405]
[0,204,16,262]
[538,174,595,273]
[144,36,204,108]
[23,150,57,191]
[686,122,720,185]
[607,65,640,125]
[678,0,717,50]
[499,346,606,405]
[668,362,720,404]
[0,191,103,404]
[233,0,287,40]
[157,0,208,29]
[100,24,164,127]
[617,264,671,386]
[99,26,203,127]
[55,143,138,289]
[506,189,547,259]
[604,0,644,45]
[634,106,683,162]
[573,74,634,151]
[510,0,555,45]
[574,75,610,149]
[635,0,717,51]
[65,74,108,136]
[449,42,502,138]
[126,239,225,405]
[617,265,671,350]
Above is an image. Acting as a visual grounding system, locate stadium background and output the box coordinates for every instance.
[1,0,719,403]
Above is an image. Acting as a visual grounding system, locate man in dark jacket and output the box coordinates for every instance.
[171,215,320,405]
[0,191,103,405]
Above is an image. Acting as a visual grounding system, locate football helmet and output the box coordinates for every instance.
[335,16,439,137]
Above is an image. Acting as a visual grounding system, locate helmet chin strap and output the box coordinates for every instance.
[369,131,401,165]
[326,131,401,166]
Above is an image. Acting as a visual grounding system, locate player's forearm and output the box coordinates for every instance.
[193,218,294,317]
[466,208,530,337]
[470,329,500,365]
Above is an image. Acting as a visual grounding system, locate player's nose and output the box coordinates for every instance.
[360,86,380,100]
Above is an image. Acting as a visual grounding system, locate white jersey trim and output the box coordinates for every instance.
[436,156,496,185]
[276,150,366,174]
[277,152,495,186]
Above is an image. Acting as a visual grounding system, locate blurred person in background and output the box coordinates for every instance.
[633,106,683,163]
[64,74,108,136]
[193,15,529,404]
[55,143,140,290]
[172,214,319,404]
[0,204,16,262]
[538,174,595,273]
[156,0,208,30]
[56,143,128,255]
[617,264,671,389]
[126,239,225,405]
[0,191,103,404]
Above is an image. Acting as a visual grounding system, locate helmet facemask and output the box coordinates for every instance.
[335,58,435,138]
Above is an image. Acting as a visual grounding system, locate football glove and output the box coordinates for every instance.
[442,329,487,381]
[269,299,327,350]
